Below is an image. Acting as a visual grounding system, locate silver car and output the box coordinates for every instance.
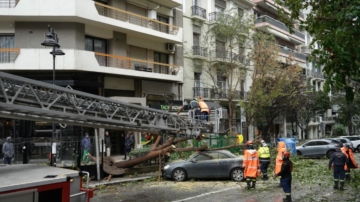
[162,150,244,182]
[327,138,354,151]
[296,139,338,158]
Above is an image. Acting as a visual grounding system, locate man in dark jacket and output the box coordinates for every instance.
[274,151,293,202]
[2,136,14,164]
[81,133,92,164]
[105,131,111,157]
[123,133,134,160]
[329,144,349,190]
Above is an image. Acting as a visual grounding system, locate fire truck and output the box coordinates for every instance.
[0,164,93,202]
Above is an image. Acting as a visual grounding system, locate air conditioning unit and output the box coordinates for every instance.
[166,43,175,52]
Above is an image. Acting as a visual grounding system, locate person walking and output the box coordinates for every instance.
[242,141,260,190]
[274,151,293,202]
[275,141,287,187]
[105,131,111,157]
[258,140,271,180]
[329,143,349,190]
[123,133,134,160]
[2,136,14,164]
[81,133,92,164]
[340,145,358,181]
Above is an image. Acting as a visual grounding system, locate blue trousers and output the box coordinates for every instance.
[260,159,270,175]
[333,165,345,181]
[3,157,12,164]
[201,111,208,121]
[280,177,292,194]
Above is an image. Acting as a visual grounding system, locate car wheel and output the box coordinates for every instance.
[297,151,302,156]
[231,168,244,182]
[172,168,187,182]
[327,150,335,159]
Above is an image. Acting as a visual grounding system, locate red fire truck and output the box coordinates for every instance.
[0,164,93,202]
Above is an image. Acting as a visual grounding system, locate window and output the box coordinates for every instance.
[156,15,169,34]
[238,8,244,18]
[154,52,169,74]
[0,35,15,63]
[219,153,230,159]
[215,40,225,58]
[193,0,200,6]
[85,35,108,66]
[254,11,262,18]
[194,154,212,161]
[215,6,224,13]
[193,33,200,46]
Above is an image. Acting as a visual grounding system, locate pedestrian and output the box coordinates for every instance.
[329,143,349,190]
[123,133,134,160]
[237,133,244,144]
[197,96,209,121]
[340,145,358,181]
[274,151,293,202]
[2,136,14,164]
[275,141,287,187]
[258,140,270,180]
[242,141,260,190]
[105,131,111,157]
[81,133,92,164]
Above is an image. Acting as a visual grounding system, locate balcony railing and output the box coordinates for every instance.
[193,87,209,99]
[209,12,233,23]
[311,70,324,79]
[210,49,240,62]
[0,48,20,63]
[209,89,248,100]
[255,15,305,39]
[94,2,179,35]
[95,52,179,75]
[191,6,207,19]
[192,46,208,57]
[278,46,306,61]
[0,0,19,8]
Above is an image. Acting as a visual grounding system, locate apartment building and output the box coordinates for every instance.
[0,0,183,155]
[182,0,255,134]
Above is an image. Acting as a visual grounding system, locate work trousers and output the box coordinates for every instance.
[106,147,111,157]
[201,111,208,121]
[280,176,292,194]
[260,159,270,175]
[334,165,345,182]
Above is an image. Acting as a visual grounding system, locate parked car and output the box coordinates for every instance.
[296,139,338,158]
[339,136,360,152]
[326,138,354,151]
[162,150,244,182]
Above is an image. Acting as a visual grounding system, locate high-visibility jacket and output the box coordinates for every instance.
[275,142,286,174]
[237,134,244,144]
[341,147,358,170]
[242,149,260,178]
[258,146,270,159]
[198,100,210,114]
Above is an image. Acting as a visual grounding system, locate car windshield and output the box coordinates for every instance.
[188,151,237,160]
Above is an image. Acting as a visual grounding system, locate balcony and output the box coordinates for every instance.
[193,87,209,99]
[310,70,324,79]
[95,52,179,76]
[95,2,179,36]
[253,0,304,20]
[209,12,233,23]
[210,49,240,63]
[278,46,306,62]
[192,46,208,58]
[255,15,305,45]
[300,45,312,55]
[210,89,248,100]
[0,48,20,63]
[0,0,19,8]
[191,5,206,21]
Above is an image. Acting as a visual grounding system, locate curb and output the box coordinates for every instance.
[89,175,156,188]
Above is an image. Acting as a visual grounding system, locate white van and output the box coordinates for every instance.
[339,136,360,152]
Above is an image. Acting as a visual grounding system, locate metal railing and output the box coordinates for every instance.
[209,12,233,23]
[311,70,324,79]
[0,0,19,8]
[209,89,247,100]
[255,15,305,39]
[94,52,179,75]
[193,87,209,99]
[210,49,239,62]
[0,48,20,63]
[191,5,207,19]
[192,46,208,57]
[94,2,179,35]
[278,46,306,61]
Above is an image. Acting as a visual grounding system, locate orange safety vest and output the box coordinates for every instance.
[242,149,260,178]
[275,142,286,174]
[341,147,358,170]
[198,100,210,114]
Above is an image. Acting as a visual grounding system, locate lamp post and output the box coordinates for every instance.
[41,25,65,166]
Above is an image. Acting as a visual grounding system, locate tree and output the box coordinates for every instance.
[189,9,253,135]
[240,32,303,141]
[277,0,360,102]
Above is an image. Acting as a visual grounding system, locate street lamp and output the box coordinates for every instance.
[41,25,65,167]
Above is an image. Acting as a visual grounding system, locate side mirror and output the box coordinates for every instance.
[302,145,306,147]
[190,159,197,163]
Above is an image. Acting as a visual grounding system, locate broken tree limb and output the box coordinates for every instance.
[151,136,162,150]
[151,136,176,151]
[175,145,208,152]
[87,153,126,181]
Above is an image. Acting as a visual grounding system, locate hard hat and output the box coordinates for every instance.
[246,141,253,145]
[260,140,265,143]
[283,151,290,158]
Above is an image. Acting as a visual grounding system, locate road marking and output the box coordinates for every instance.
[171,186,240,202]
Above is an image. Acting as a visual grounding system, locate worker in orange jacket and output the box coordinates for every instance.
[243,141,260,190]
[197,96,210,121]
[275,141,287,186]
[341,145,358,181]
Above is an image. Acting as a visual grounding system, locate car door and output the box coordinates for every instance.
[301,141,317,156]
[186,152,218,179]
[216,152,234,178]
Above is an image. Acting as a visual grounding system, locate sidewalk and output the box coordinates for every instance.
[88,174,157,188]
